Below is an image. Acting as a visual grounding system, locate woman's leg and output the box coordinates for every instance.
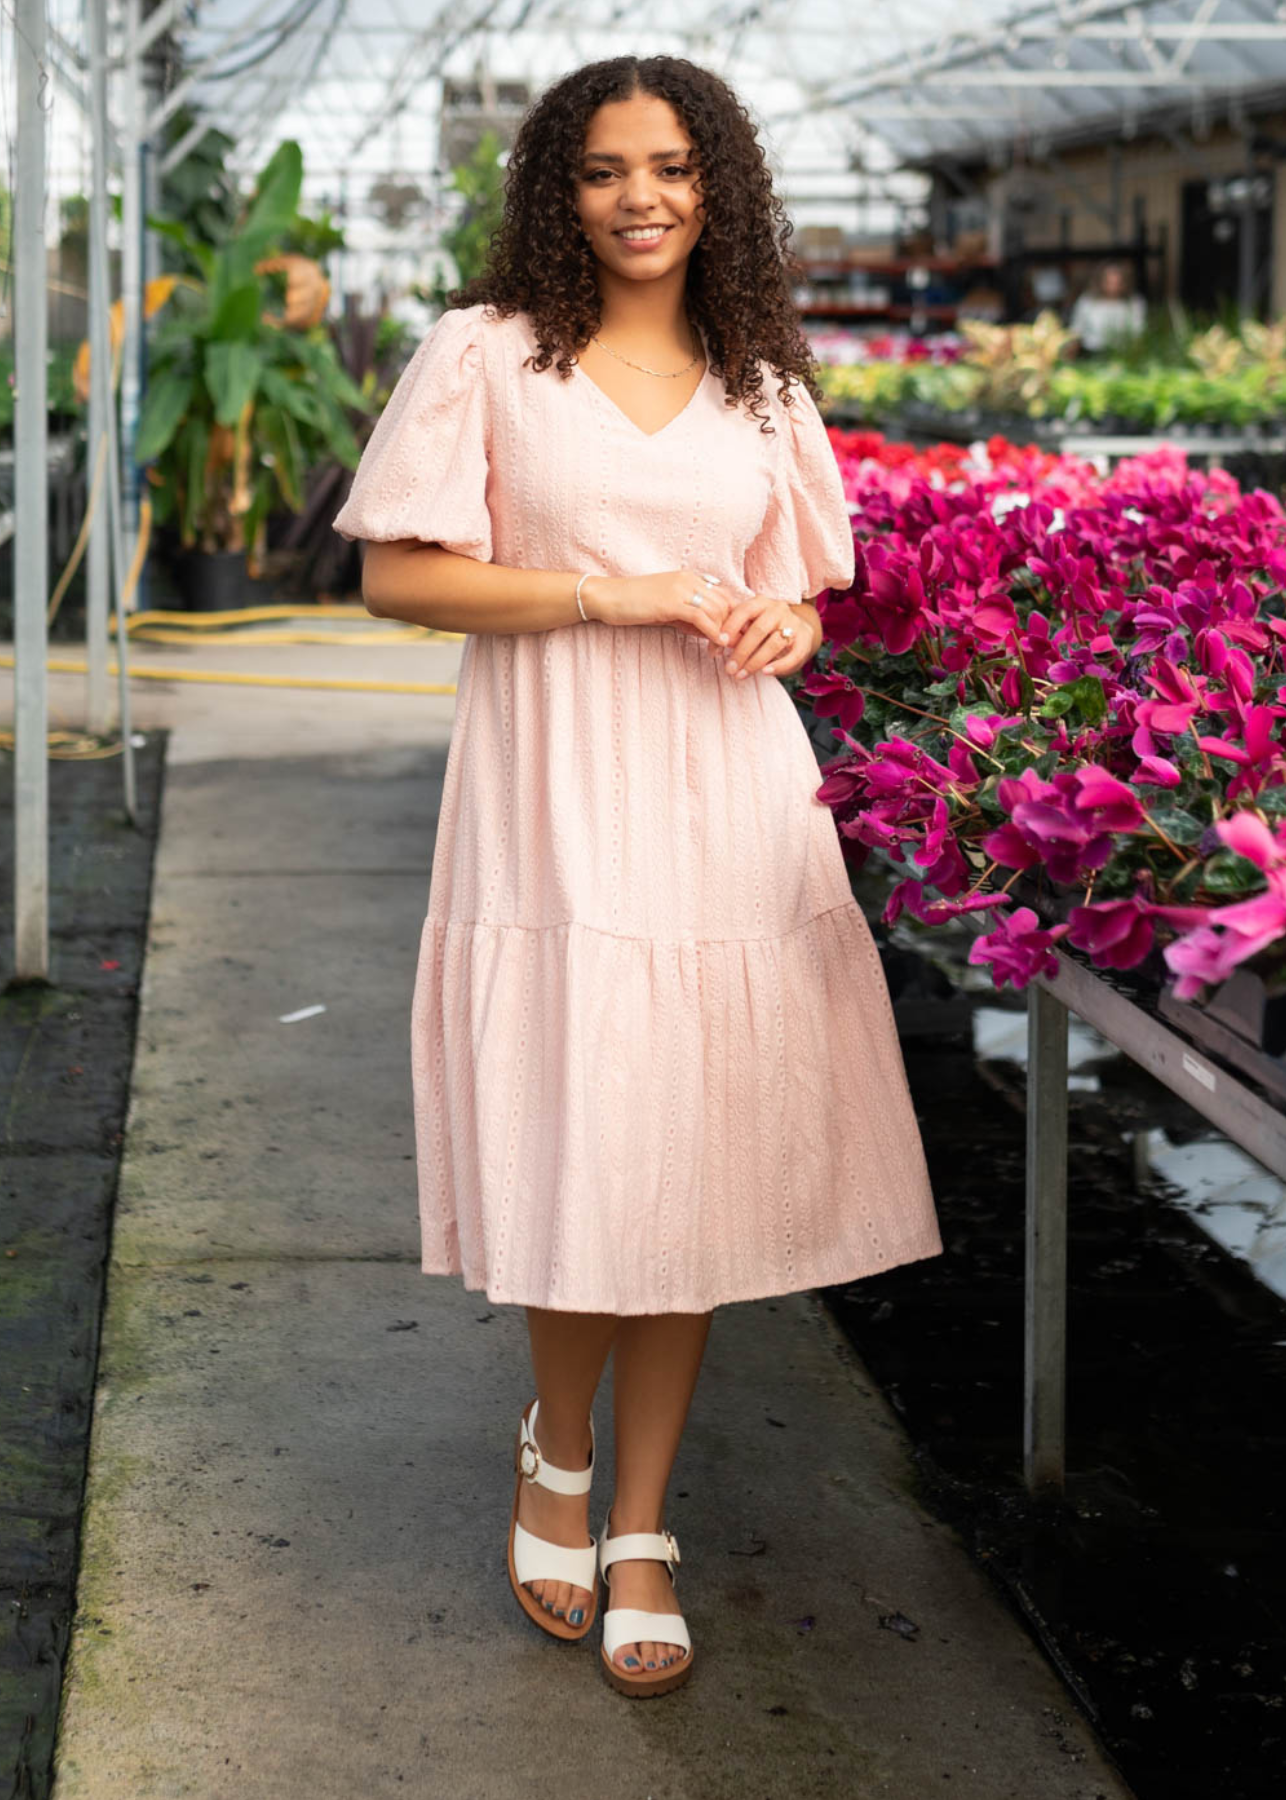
[605,1309,713,1671]
[519,1306,619,1622]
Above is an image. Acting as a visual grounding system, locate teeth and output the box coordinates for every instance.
[619,227,667,240]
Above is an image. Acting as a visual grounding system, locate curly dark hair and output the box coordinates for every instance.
[448,54,821,433]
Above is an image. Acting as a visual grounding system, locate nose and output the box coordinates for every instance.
[619,168,663,210]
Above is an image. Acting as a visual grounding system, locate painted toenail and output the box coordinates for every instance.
[553,1608,564,1617]
[646,1660,656,1669]
[624,1656,640,1669]
[569,1609,584,1625]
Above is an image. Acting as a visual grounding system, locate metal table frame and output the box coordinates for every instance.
[1022,953,1286,1496]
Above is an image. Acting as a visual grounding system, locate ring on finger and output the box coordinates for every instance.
[688,591,706,607]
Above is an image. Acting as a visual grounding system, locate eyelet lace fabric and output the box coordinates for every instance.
[333,303,942,1312]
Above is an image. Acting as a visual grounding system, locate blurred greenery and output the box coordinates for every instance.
[419,128,506,312]
[818,310,1286,430]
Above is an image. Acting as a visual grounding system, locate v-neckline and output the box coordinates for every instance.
[573,336,710,441]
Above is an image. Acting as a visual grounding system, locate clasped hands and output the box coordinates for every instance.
[577,568,821,678]
[674,579,821,680]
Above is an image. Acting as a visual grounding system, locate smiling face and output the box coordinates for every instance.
[574,89,705,281]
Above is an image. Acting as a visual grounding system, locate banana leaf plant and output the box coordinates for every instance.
[134,141,368,568]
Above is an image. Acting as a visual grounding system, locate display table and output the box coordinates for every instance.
[1020,953,1286,1497]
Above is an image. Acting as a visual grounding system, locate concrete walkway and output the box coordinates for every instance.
[12,634,1133,1799]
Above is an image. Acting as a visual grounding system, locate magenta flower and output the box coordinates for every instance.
[854,541,930,654]
[986,766,1145,885]
[1130,755,1182,788]
[1067,896,1212,971]
[968,907,1069,990]
[1164,922,1270,999]
[803,668,865,733]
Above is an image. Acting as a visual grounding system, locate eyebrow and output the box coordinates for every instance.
[581,148,695,164]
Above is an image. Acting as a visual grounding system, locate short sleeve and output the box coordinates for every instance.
[742,377,855,601]
[331,304,492,558]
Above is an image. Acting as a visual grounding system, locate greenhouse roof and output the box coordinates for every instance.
[821,0,1286,165]
[172,0,1286,183]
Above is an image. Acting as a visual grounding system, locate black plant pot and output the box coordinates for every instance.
[173,547,275,612]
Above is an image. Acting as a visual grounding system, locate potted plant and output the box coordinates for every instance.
[131,140,369,608]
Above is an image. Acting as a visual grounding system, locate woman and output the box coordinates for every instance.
[333,54,941,1700]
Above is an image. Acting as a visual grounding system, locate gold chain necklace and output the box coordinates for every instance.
[590,329,702,379]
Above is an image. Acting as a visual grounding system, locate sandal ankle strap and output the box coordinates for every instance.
[598,1522,680,1578]
[518,1398,595,1496]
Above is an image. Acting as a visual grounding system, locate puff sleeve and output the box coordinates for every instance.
[742,377,855,601]
[331,304,492,558]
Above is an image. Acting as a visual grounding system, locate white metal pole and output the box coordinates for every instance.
[85,0,112,733]
[118,0,143,590]
[13,0,50,979]
[87,168,138,822]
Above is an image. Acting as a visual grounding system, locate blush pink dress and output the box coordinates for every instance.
[333,301,942,1313]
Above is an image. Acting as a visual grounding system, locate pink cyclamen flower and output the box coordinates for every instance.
[1130,755,1182,789]
[1067,896,1212,971]
[968,907,1069,990]
[1164,925,1262,999]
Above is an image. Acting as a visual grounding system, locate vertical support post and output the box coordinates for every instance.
[1024,981,1069,1496]
[13,0,49,980]
[1239,137,1257,321]
[118,0,143,583]
[86,0,112,735]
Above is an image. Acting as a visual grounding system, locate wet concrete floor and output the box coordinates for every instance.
[829,948,1286,1800]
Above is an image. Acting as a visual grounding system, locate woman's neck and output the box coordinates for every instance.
[594,266,697,354]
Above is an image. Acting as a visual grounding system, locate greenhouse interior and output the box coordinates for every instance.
[4,2,1286,1797]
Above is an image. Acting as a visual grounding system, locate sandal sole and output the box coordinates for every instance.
[600,1646,694,1697]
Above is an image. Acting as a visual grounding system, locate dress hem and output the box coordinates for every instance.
[419,1229,945,1314]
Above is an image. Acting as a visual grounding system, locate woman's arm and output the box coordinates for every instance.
[361,541,734,653]
[793,600,823,659]
[362,539,589,634]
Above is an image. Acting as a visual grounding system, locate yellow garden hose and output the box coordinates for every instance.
[0,606,466,757]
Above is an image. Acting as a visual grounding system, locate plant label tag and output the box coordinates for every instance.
[1181,1051,1216,1093]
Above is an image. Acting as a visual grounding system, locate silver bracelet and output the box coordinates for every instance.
[574,571,593,622]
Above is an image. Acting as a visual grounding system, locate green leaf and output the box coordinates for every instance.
[135,369,194,462]
[1066,675,1107,726]
[209,280,262,342]
[1038,688,1075,718]
[145,212,214,280]
[204,341,263,426]
[257,402,304,511]
[183,417,209,542]
[1202,850,1266,896]
[1145,807,1203,847]
[258,363,326,427]
[241,140,303,249]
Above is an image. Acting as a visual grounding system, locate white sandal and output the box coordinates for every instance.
[598,1508,694,1696]
[506,1398,598,1641]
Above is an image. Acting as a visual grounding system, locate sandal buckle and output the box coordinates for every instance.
[663,1529,680,1566]
[519,1439,541,1481]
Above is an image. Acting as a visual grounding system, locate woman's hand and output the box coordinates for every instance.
[712,594,822,680]
[580,569,733,652]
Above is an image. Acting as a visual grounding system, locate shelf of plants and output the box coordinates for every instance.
[792,425,1286,1493]
[815,314,1286,441]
